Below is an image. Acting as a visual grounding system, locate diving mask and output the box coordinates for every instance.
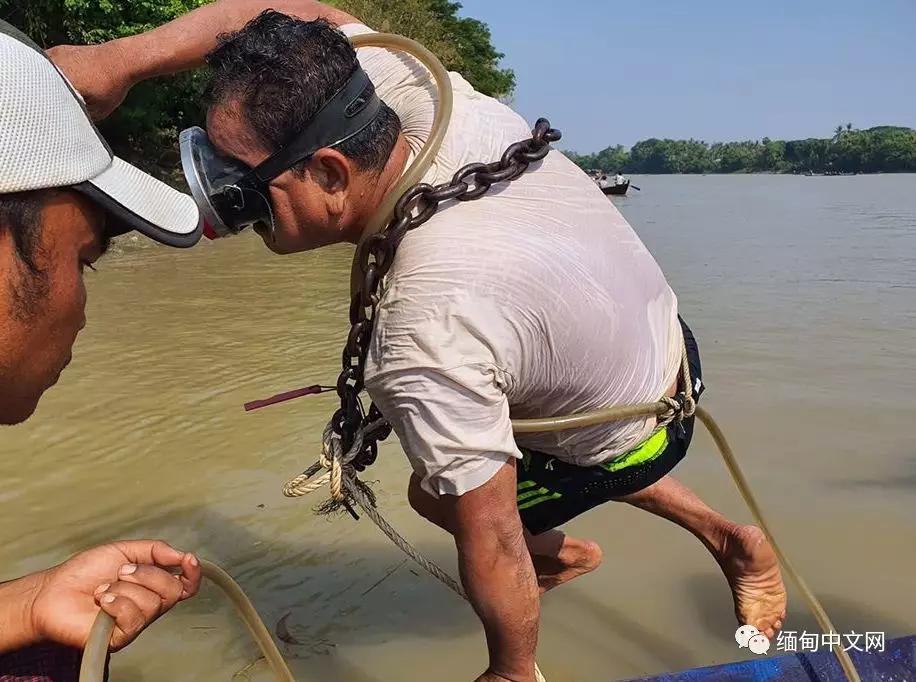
[179,65,381,239]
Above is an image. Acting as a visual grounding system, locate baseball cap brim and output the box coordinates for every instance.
[75,157,202,248]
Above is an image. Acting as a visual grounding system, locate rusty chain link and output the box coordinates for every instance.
[329,118,562,488]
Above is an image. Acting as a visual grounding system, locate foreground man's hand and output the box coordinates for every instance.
[29,540,201,651]
[47,42,134,121]
[46,1,357,123]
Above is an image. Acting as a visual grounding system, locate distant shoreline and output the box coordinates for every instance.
[566,125,916,176]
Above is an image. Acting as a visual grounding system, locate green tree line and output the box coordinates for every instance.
[0,0,513,179]
[567,125,916,175]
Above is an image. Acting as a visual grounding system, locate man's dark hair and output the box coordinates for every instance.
[206,11,401,174]
[0,190,50,319]
[0,191,45,274]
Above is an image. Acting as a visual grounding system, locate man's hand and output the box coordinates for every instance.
[47,0,356,120]
[48,42,134,121]
[29,540,201,651]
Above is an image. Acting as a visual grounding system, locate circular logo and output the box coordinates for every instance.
[735,624,760,648]
[748,633,771,655]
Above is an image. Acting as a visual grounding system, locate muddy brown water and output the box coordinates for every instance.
[3,173,914,681]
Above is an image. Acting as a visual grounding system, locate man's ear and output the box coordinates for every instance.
[310,148,352,195]
[309,148,353,218]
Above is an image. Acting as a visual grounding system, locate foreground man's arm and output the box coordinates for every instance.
[444,462,540,682]
[49,0,357,120]
[0,541,201,655]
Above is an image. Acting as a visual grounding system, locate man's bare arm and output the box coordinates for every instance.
[444,460,540,682]
[0,574,42,653]
[119,0,355,81]
[49,0,359,120]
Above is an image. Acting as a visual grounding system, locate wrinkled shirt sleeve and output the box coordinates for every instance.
[367,363,521,498]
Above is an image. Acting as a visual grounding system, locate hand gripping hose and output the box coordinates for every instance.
[80,560,296,682]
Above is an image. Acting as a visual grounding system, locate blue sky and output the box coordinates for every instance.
[457,0,916,153]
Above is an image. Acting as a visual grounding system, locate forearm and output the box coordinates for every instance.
[112,0,356,84]
[456,524,540,681]
[0,573,44,654]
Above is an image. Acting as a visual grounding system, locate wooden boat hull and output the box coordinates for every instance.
[627,634,915,681]
[601,181,629,196]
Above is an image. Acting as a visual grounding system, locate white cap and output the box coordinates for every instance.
[0,21,202,247]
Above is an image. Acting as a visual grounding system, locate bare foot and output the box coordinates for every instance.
[532,539,603,594]
[716,524,787,639]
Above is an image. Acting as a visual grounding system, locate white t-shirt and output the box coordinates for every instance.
[343,25,682,498]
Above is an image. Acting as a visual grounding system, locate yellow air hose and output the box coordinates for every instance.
[79,31,861,682]
[79,560,296,682]
[348,33,454,297]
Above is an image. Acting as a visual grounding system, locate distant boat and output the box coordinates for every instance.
[601,180,630,196]
[590,171,631,196]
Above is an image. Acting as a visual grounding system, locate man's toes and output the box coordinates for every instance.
[758,616,784,640]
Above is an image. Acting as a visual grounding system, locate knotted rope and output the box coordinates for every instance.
[284,418,467,597]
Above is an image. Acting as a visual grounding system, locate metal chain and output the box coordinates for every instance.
[330,118,562,487]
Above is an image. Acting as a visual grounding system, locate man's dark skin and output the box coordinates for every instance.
[0,190,202,654]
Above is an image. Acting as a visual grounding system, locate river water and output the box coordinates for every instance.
[2,173,914,681]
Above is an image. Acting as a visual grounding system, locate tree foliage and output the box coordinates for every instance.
[1,0,513,177]
[566,126,916,175]
[328,0,514,98]
[1,0,209,176]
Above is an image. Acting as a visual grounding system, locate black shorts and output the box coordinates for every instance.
[516,318,704,535]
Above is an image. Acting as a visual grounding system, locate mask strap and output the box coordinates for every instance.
[243,66,381,187]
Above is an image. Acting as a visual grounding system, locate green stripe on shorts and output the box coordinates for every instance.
[517,492,562,510]
[517,486,551,502]
[517,480,562,509]
[601,428,669,473]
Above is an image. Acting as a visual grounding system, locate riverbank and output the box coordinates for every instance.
[567,125,916,176]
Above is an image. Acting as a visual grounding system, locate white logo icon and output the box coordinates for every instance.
[735,625,770,655]
[748,633,771,655]
[735,625,760,647]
